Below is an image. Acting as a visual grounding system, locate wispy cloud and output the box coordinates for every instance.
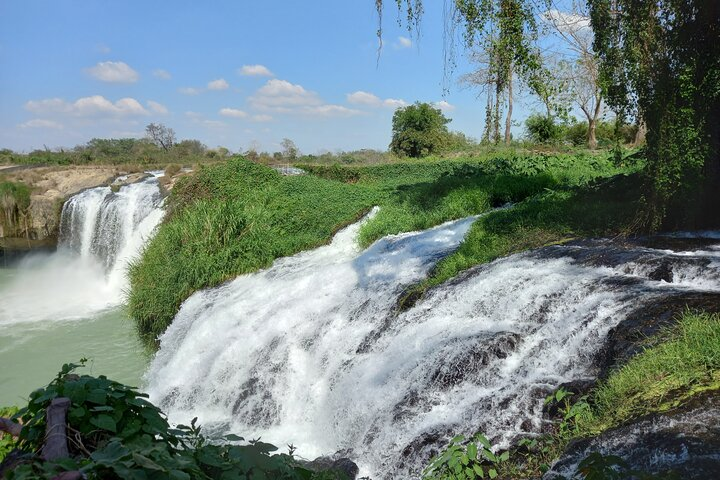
[86,61,139,83]
[347,91,407,109]
[147,100,168,114]
[178,87,202,95]
[239,64,274,77]
[25,95,149,117]
[208,78,230,91]
[433,100,456,112]
[396,36,412,48]
[18,119,64,129]
[152,69,171,80]
[219,107,248,118]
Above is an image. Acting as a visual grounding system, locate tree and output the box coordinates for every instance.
[390,102,451,157]
[542,7,603,149]
[588,0,720,229]
[145,123,176,152]
[280,138,299,161]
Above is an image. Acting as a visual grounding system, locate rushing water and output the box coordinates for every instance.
[147,212,720,479]
[0,176,163,405]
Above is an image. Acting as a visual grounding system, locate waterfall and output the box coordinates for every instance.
[0,176,164,325]
[146,213,720,479]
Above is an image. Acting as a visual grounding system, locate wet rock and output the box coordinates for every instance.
[594,291,720,377]
[304,454,359,479]
[546,391,720,479]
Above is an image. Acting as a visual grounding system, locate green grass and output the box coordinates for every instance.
[129,152,638,339]
[576,311,720,435]
[494,310,720,479]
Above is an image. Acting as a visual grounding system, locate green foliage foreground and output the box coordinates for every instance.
[1,361,345,480]
[129,153,633,339]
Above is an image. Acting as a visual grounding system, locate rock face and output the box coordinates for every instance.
[304,455,359,479]
[546,391,720,479]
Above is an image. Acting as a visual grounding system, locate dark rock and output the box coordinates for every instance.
[546,391,720,479]
[304,454,359,479]
[593,291,720,378]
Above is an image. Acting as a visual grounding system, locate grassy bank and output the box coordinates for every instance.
[576,310,720,435]
[491,311,720,479]
[129,152,637,339]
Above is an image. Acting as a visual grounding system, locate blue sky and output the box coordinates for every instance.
[0,1,560,154]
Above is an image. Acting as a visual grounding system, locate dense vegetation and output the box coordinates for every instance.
[378,0,720,231]
[0,361,346,479]
[0,181,31,238]
[129,151,636,339]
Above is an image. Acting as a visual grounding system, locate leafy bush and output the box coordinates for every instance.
[390,102,452,158]
[525,114,563,144]
[5,361,345,479]
[423,434,508,479]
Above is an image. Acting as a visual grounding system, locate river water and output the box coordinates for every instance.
[0,177,163,406]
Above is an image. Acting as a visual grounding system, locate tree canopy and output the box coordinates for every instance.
[390,102,451,157]
[376,0,720,230]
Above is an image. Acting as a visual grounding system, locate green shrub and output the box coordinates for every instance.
[5,361,344,479]
[390,102,452,158]
[525,114,563,144]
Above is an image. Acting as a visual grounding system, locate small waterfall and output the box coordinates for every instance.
[0,176,164,325]
[146,213,720,478]
[59,177,164,279]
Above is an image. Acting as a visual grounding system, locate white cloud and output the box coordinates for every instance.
[383,98,408,109]
[250,79,363,117]
[397,36,412,48]
[153,69,171,80]
[208,78,230,91]
[219,107,248,118]
[86,61,139,83]
[347,91,382,106]
[147,100,168,114]
[433,100,456,112]
[300,105,362,117]
[239,64,274,77]
[250,79,322,109]
[95,44,111,54]
[203,120,227,128]
[24,95,149,117]
[18,119,63,129]
[347,91,407,109]
[178,87,202,95]
[251,114,273,122]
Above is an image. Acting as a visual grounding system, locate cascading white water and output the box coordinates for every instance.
[0,176,164,325]
[146,213,720,479]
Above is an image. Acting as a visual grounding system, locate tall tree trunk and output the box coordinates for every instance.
[633,120,647,146]
[504,66,513,146]
[583,96,602,150]
[588,119,597,150]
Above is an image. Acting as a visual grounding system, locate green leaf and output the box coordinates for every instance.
[499,451,509,462]
[86,388,108,405]
[131,452,167,471]
[473,464,485,478]
[467,443,478,461]
[488,468,498,479]
[90,414,117,432]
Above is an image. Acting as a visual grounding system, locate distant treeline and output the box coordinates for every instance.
[0,138,232,167]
